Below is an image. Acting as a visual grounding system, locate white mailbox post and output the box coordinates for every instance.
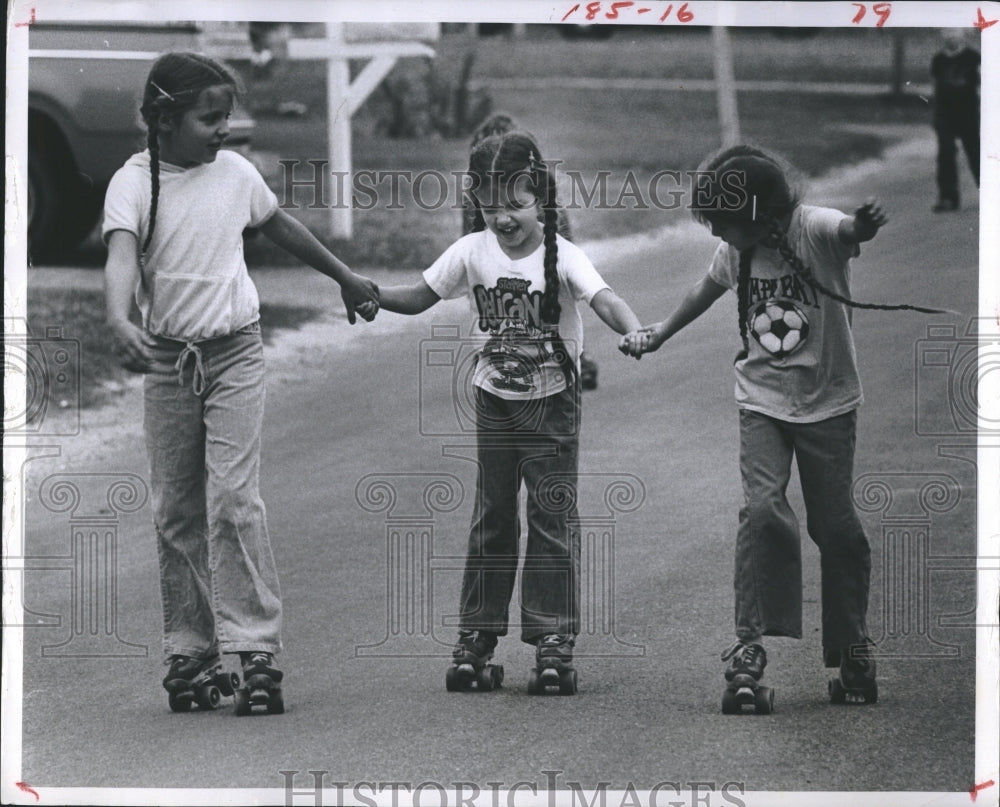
[286,23,437,239]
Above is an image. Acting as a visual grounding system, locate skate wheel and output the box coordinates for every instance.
[721,689,738,715]
[526,669,542,696]
[476,667,494,692]
[558,669,578,696]
[195,684,221,711]
[267,689,285,715]
[491,665,504,688]
[234,688,252,716]
[754,686,774,715]
[215,672,239,697]
[168,691,193,713]
[445,666,462,692]
[829,678,846,704]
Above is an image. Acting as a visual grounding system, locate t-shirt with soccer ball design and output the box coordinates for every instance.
[423,230,609,401]
[707,204,863,423]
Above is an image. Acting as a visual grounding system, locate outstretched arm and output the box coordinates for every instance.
[619,273,728,357]
[258,209,379,323]
[379,280,442,315]
[838,198,888,245]
[590,288,642,335]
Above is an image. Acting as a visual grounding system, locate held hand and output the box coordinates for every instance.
[341,273,380,324]
[618,324,664,359]
[108,318,154,374]
[854,197,888,240]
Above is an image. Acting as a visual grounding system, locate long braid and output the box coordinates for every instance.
[735,247,754,362]
[541,205,560,326]
[143,121,161,255]
[768,219,948,314]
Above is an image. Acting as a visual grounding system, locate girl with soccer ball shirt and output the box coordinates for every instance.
[620,145,892,708]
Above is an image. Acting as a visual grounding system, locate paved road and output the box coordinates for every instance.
[12,131,986,803]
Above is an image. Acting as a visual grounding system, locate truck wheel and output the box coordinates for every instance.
[27,126,101,264]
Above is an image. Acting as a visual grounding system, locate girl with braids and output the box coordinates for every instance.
[102,52,379,713]
[378,130,641,693]
[460,112,600,390]
[621,144,898,710]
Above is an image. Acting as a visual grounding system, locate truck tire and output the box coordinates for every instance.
[27,117,102,264]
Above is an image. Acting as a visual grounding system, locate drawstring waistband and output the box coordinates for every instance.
[174,342,206,395]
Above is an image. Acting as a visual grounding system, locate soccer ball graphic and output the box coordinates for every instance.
[748,299,810,358]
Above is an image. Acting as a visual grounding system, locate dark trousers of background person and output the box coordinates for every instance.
[935,109,980,206]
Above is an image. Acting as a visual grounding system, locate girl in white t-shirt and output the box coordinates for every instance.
[621,145,895,711]
[103,52,379,714]
[378,130,641,694]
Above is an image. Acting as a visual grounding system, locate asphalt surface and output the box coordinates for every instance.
[12,130,986,803]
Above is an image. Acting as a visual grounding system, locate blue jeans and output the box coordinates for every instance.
[458,384,581,644]
[143,322,281,659]
[735,409,871,653]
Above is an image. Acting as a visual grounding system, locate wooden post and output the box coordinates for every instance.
[286,25,435,240]
[325,23,353,239]
[712,26,741,147]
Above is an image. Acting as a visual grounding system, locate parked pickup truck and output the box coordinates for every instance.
[27,21,254,261]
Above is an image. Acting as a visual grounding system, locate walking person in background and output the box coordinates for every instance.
[461,112,600,390]
[103,51,378,715]
[929,28,980,212]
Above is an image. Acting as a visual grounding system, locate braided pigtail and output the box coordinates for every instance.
[735,247,754,362]
[768,220,947,314]
[541,205,561,326]
[143,122,161,255]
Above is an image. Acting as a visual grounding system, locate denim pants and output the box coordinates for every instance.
[458,384,581,644]
[143,322,282,659]
[735,408,871,652]
[934,111,980,204]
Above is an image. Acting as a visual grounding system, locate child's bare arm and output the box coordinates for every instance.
[104,230,154,372]
[258,209,379,322]
[620,273,727,357]
[590,289,642,335]
[379,280,442,315]
[839,198,888,245]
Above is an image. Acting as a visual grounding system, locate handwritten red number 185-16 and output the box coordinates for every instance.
[562,2,694,24]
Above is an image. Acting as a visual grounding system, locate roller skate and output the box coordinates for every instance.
[527,634,578,695]
[580,352,598,391]
[162,654,240,713]
[445,630,503,692]
[233,651,285,715]
[827,640,878,705]
[721,641,773,714]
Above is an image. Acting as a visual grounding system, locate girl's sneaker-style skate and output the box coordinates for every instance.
[828,640,878,705]
[234,651,285,715]
[446,630,503,692]
[527,634,578,696]
[721,641,773,714]
[162,654,240,713]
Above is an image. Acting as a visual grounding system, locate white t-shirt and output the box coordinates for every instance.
[102,149,278,341]
[423,230,609,400]
[708,205,864,423]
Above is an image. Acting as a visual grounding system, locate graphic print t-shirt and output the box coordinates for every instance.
[423,231,609,400]
[708,205,863,423]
